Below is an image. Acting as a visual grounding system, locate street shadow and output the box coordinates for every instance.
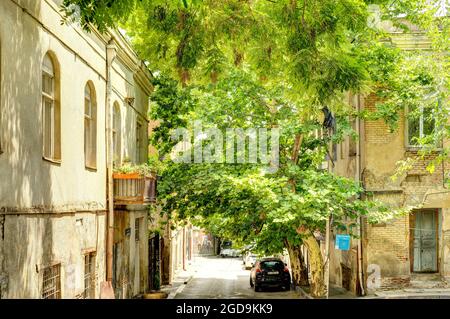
[0,1,54,298]
[174,256,299,299]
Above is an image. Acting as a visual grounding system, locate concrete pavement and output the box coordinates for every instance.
[171,256,302,299]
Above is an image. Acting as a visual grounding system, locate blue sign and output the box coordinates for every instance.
[335,234,351,251]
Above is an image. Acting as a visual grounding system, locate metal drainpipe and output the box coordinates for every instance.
[106,38,117,283]
[325,131,332,299]
[356,95,366,296]
[182,227,186,271]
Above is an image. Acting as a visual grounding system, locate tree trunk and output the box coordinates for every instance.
[301,234,326,298]
[289,129,326,297]
[286,241,309,287]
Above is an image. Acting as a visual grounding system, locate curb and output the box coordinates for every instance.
[167,274,194,299]
[184,275,194,285]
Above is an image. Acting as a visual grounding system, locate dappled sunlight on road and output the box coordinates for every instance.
[175,256,302,299]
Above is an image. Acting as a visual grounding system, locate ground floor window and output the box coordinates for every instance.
[84,252,96,299]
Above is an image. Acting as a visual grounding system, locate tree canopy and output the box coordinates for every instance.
[61,0,450,297]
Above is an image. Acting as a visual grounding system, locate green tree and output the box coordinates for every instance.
[61,0,449,296]
[151,71,402,297]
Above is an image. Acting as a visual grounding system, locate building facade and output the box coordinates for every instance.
[0,0,152,298]
[328,23,450,295]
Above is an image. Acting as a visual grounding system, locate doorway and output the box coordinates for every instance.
[148,234,161,291]
[410,210,439,273]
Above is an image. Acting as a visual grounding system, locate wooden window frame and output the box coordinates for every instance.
[84,82,97,170]
[83,251,96,299]
[42,52,61,164]
[405,105,442,150]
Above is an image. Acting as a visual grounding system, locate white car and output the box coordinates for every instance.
[220,248,240,258]
[244,254,257,269]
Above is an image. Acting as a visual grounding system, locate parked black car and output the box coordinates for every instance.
[250,258,291,292]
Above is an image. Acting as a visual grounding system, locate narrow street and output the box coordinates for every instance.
[174,256,302,299]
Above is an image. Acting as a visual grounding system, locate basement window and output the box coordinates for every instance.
[405,174,421,183]
[41,264,61,299]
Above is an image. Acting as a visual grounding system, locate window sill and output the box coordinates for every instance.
[406,146,443,152]
[85,165,97,172]
[43,156,62,165]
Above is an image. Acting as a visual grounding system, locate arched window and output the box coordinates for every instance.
[42,52,61,161]
[113,102,121,166]
[84,82,97,169]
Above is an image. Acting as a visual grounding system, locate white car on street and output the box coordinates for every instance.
[244,253,257,269]
[220,248,240,258]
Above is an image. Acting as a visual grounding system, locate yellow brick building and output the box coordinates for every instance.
[328,23,450,295]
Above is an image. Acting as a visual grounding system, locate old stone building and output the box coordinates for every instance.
[0,0,152,298]
[328,21,450,295]
[159,222,194,286]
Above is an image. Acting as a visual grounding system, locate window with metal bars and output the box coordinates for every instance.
[41,264,61,299]
[84,252,96,299]
[135,218,141,242]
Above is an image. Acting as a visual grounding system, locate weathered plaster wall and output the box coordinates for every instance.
[0,0,151,298]
[113,207,148,298]
[0,0,150,211]
[362,88,450,288]
[1,212,106,298]
[327,94,363,294]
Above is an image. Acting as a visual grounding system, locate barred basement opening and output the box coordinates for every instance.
[42,264,61,299]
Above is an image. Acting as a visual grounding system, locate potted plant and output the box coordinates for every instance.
[113,156,162,203]
[113,158,157,178]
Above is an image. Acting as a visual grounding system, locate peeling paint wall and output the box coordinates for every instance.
[1,212,106,298]
[362,89,450,289]
[0,0,151,298]
[328,30,450,293]
[113,207,148,299]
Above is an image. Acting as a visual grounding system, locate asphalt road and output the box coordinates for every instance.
[174,256,302,299]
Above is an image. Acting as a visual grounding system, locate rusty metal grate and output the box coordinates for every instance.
[135,218,140,242]
[42,264,61,299]
[84,252,96,299]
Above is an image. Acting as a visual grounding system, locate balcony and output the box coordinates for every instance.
[113,173,157,205]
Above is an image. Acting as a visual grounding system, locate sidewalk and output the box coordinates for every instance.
[372,288,450,299]
[297,284,450,299]
[295,284,359,299]
[160,256,204,299]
